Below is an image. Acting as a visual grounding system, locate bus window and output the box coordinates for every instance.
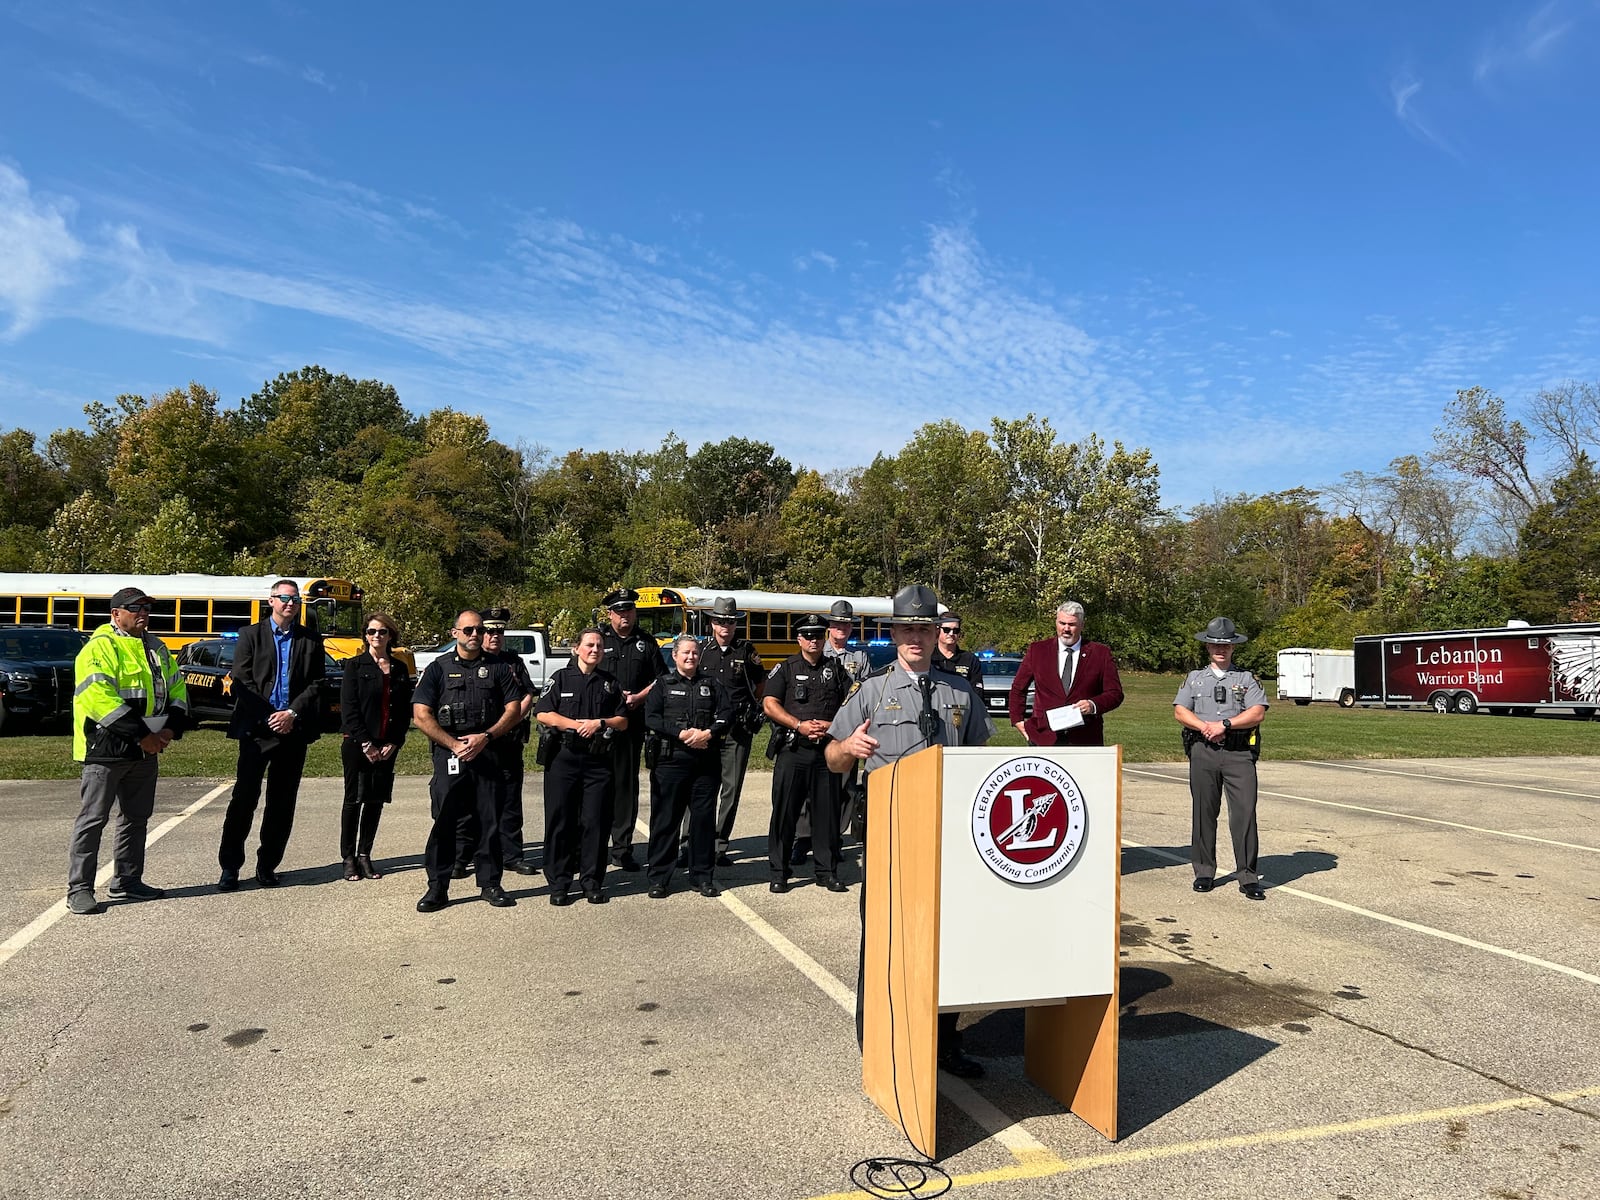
[146,598,178,634]
[0,596,16,622]
[212,599,253,632]
[635,606,684,641]
[19,595,47,624]
[747,612,768,640]
[83,597,112,630]
[49,596,82,626]
[178,600,210,635]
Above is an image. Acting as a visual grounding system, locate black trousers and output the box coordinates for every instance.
[454,746,526,867]
[219,736,309,873]
[424,749,503,889]
[609,724,647,859]
[769,746,841,881]
[543,747,613,893]
[854,791,962,1053]
[646,750,718,886]
[339,740,395,858]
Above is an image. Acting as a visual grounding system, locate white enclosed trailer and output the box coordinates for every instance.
[1275,647,1356,707]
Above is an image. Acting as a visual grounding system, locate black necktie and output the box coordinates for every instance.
[918,674,941,741]
[1062,643,1076,694]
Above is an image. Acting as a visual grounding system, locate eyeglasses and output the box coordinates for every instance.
[365,628,390,638]
[118,604,152,614]
[270,594,301,605]
[457,625,484,636]
[939,627,960,635]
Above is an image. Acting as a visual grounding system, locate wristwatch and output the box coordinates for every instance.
[1221,718,1233,732]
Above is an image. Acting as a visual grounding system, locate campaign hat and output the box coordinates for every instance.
[1196,616,1249,644]
[826,600,855,624]
[708,596,745,621]
[889,584,940,625]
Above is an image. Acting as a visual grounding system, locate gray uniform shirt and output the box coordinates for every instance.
[1174,666,1269,721]
[823,642,872,686]
[828,664,995,774]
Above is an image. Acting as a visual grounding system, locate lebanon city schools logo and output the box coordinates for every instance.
[971,756,1088,884]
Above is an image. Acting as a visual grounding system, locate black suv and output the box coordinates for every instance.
[175,637,345,731]
[0,626,90,734]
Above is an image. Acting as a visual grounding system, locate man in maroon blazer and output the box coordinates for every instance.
[1008,601,1124,746]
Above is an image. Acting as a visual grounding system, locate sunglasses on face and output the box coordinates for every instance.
[270,594,301,604]
[940,627,960,635]
[118,604,152,614]
[365,628,390,637]
[457,625,484,636]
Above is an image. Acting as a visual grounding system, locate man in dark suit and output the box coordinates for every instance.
[216,579,326,890]
[1008,600,1123,747]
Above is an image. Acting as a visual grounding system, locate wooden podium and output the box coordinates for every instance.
[861,745,1122,1158]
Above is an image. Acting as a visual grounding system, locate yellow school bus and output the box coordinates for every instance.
[631,587,906,667]
[0,572,410,666]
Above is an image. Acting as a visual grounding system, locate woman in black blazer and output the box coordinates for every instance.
[339,612,413,879]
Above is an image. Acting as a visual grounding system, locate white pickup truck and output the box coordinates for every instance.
[410,628,571,691]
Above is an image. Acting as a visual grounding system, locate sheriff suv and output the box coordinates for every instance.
[0,625,90,735]
[175,637,345,730]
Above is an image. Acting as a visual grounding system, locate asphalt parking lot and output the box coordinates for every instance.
[1,755,1596,1199]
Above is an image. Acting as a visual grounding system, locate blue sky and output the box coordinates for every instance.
[1,1,1597,507]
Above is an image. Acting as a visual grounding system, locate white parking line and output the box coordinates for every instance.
[1302,759,1600,801]
[1121,840,1600,987]
[0,782,230,971]
[1124,767,1600,855]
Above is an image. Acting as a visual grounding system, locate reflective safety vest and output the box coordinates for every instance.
[72,624,189,763]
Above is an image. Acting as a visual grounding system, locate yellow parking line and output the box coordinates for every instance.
[798,1084,1600,1199]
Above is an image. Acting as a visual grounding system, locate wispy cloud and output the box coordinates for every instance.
[0,164,84,338]
[2,159,1590,504]
[1389,72,1460,159]
[1474,1,1576,83]
[793,250,838,273]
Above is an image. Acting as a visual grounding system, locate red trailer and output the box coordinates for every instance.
[1352,622,1600,717]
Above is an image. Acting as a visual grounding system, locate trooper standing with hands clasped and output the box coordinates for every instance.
[1175,617,1269,901]
[826,584,993,1078]
[688,596,765,867]
[412,610,524,913]
[599,588,660,872]
[763,613,851,894]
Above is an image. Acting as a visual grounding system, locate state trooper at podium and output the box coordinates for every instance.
[826,584,993,1078]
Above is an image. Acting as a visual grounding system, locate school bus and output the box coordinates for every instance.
[0,573,410,667]
[630,587,915,666]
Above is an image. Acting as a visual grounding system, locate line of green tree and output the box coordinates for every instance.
[3,368,1596,673]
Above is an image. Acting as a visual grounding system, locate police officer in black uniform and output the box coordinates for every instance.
[763,613,851,894]
[692,595,765,866]
[643,634,733,898]
[412,610,524,912]
[536,627,628,906]
[932,612,984,685]
[599,588,661,871]
[479,608,537,875]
